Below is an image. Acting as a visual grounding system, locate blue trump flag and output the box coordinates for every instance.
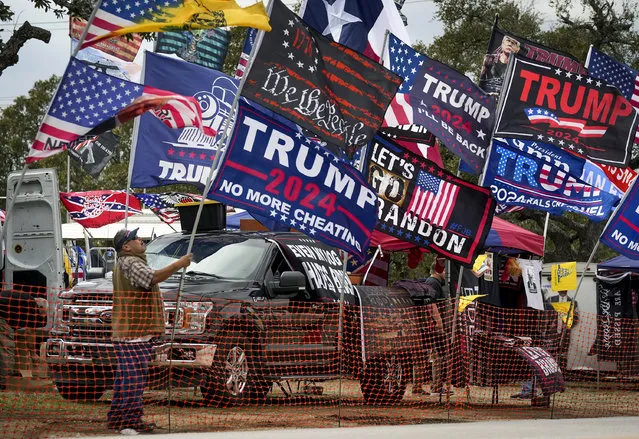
[387,33,496,175]
[601,179,639,259]
[209,100,378,261]
[131,52,238,189]
[483,138,618,221]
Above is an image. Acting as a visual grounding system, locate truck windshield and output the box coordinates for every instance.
[145,235,270,280]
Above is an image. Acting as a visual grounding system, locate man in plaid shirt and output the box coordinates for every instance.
[107,228,192,434]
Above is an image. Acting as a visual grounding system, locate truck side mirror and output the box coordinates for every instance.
[271,271,306,298]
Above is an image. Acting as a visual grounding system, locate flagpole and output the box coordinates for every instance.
[542,212,550,253]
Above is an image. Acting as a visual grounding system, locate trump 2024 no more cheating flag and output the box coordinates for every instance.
[494,54,639,167]
[387,33,496,175]
[365,134,495,265]
[209,100,378,262]
[483,138,619,221]
[131,52,238,189]
[241,0,402,159]
[601,179,639,259]
[28,57,213,164]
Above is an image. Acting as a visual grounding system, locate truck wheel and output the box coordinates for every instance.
[360,354,406,405]
[200,336,270,407]
[55,382,105,401]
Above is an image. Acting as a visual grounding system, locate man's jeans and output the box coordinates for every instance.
[107,341,153,426]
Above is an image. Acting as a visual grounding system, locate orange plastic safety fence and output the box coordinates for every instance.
[1,283,638,438]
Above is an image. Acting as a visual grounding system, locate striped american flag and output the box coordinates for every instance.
[235,28,256,79]
[28,58,212,164]
[408,170,459,227]
[135,192,203,224]
[586,46,639,145]
[69,17,141,62]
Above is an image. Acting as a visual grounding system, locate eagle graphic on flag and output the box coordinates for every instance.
[408,170,459,228]
[60,190,142,228]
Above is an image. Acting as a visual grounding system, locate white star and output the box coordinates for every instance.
[321,0,362,43]
[575,74,583,81]
[565,71,573,78]
[595,80,602,87]
[282,41,289,48]
[555,68,562,75]
[476,129,486,140]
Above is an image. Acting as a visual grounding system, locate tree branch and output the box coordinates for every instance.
[0,22,51,76]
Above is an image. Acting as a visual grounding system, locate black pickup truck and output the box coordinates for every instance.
[44,230,418,406]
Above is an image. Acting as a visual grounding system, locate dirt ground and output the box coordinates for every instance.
[1,378,639,439]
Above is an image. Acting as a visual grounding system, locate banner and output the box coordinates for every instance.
[518,258,544,310]
[479,24,586,95]
[591,273,634,361]
[551,262,577,291]
[482,138,618,221]
[601,179,639,259]
[131,52,238,189]
[156,29,230,71]
[209,100,377,262]
[60,190,142,228]
[72,38,141,82]
[514,346,565,394]
[494,54,639,167]
[241,0,401,159]
[365,134,495,265]
[70,17,142,62]
[68,132,119,178]
[276,235,359,304]
[387,34,496,174]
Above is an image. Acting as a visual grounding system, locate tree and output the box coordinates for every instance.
[428,0,639,262]
[0,0,94,76]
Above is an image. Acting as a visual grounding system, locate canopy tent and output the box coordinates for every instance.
[370,217,544,257]
[598,255,639,274]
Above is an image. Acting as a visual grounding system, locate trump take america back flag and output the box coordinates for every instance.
[60,190,142,228]
[365,134,495,265]
[241,0,401,159]
[28,57,213,164]
[80,0,270,49]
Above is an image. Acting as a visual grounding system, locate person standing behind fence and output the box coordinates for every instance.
[107,228,192,434]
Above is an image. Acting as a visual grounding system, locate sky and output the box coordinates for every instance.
[0,0,560,109]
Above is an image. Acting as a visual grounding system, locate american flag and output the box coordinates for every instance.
[135,192,203,224]
[408,170,459,227]
[28,57,212,164]
[0,209,5,224]
[235,28,256,79]
[347,249,390,287]
[70,17,142,62]
[60,190,142,228]
[586,46,639,145]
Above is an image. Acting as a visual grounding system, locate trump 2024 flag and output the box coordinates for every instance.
[28,58,213,164]
[241,0,401,159]
[601,179,639,259]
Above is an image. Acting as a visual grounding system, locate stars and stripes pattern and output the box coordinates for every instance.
[0,209,5,224]
[60,190,142,228]
[79,0,270,49]
[70,17,142,62]
[586,46,639,145]
[347,249,390,287]
[28,57,212,164]
[235,28,256,79]
[386,33,418,126]
[134,192,203,224]
[408,170,459,227]
[525,108,608,138]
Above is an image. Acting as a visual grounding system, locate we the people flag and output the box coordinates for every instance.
[551,262,577,291]
[209,100,378,262]
[482,138,618,221]
[131,52,238,189]
[156,29,230,71]
[586,46,639,146]
[60,190,142,228]
[28,58,213,164]
[387,34,496,174]
[493,54,639,167]
[365,134,495,265]
[601,179,639,259]
[479,24,586,95]
[241,0,401,159]
[80,0,270,49]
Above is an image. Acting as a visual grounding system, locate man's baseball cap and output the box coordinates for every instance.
[113,228,139,252]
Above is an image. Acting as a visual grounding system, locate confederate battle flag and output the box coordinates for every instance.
[60,190,142,228]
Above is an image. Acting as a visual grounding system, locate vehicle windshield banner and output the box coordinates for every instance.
[210,100,377,262]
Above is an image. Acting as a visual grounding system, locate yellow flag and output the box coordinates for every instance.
[458,294,487,312]
[551,262,577,291]
[88,0,271,46]
[551,302,575,329]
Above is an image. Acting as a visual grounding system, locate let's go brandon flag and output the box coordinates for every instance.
[241,0,401,159]
[494,54,639,167]
[365,134,495,265]
[80,0,271,49]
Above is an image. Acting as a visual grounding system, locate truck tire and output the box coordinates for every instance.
[55,382,106,401]
[200,335,270,407]
[360,354,406,405]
